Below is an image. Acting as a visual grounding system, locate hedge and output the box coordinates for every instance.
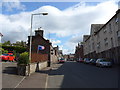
[2,45,27,53]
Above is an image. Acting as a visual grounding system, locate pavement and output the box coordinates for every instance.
[16,66,51,88]
[2,62,55,89]
[2,62,25,88]
[16,73,48,88]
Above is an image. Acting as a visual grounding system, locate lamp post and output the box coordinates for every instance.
[29,12,48,64]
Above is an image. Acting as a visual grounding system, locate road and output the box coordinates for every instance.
[2,61,120,88]
[2,62,25,88]
[47,61,119,88]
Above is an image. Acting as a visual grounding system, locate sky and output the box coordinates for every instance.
[0,0,119,54]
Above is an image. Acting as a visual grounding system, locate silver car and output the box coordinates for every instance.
[96,58,112,67]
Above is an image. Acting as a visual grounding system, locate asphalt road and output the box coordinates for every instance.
[47,61,120,88]
[2,62,25,88]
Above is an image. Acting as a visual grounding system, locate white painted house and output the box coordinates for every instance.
[0,33,3,43]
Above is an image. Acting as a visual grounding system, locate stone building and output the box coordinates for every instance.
[83,9,120,64]
[83,24,104,58]
[50,45,59,64]
[83,35,90,57]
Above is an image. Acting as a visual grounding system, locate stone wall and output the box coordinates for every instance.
[29,61,48,74]
[17,61,48,76]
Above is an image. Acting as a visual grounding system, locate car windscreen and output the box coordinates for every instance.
[101,59,110,62]
[2,54,9,56]
[9,55,13,56]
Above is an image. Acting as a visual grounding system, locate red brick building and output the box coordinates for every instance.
[75,43,84,59]
[28,28,54,66]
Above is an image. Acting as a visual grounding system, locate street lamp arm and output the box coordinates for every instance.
[32,13,48,16]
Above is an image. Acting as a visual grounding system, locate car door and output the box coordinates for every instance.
[8,55,14,61]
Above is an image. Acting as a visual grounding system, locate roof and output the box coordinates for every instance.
[83,35,90,42]
[94,9,120,35]
[91,24,105,34]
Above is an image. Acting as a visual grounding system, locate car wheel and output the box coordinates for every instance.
[96,64,98,67]
[8,58,9,61]
[99,64,103,68]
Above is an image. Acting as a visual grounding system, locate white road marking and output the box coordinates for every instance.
[14,76,26,88]
[45,74,48,89]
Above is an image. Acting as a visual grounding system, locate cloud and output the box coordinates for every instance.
[1,1,118,54]
[69,35,83,44]
[0,13,30,42]
[3,0,26,11]
[51,39,61,46]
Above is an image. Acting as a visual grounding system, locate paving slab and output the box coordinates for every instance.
[17,72,48,88]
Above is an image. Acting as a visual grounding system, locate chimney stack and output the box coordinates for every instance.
[35,27,44,37]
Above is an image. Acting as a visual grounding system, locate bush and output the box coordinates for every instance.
[18,52,29,65]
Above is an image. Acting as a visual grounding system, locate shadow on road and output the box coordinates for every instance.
[2,67,17,75]
[38,61,120,88]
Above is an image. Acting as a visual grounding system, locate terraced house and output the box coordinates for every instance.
[83,9,120,65]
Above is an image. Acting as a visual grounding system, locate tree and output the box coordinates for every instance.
[0,48,8,54]
[12,41,27,47]
[2,40,11,46]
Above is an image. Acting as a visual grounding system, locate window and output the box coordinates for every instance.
[111,38,114,47]
[97,33,100,40]
[117,31,120,46]
[109,23,112,33]
[117,31,120,37]
[92,42,94,50]
[97,42,100,49]
[115,17,118,24]
[118,37,120,46]
[104,38,108,46]
[103,28,107,33]
[103,26,107,33]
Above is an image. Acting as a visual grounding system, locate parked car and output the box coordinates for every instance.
[96,58,112,67]
[8,51,14,55]
[0,54,15,62]
[89,59,97,65]
[59,58,65,63]
[76,58,84,63]
[69,58,74,61]
[84,58,91,64]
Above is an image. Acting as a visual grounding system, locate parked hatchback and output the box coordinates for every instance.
[0,54,15,62]
[59,58,65,63]
[89,59,97,65]
[96,58,112,67]
[84,58,91,64]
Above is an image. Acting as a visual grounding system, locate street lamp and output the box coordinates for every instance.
[29,12,48,64]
